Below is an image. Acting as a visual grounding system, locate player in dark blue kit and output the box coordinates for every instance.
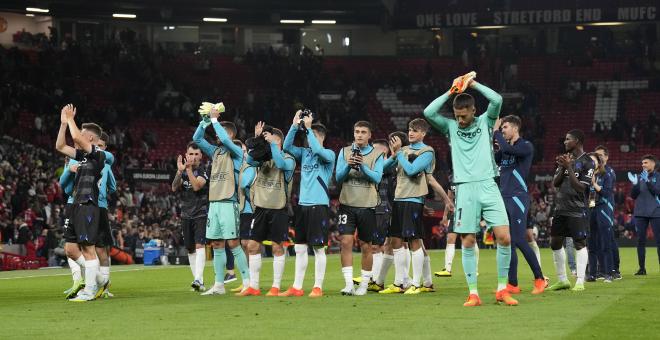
[595,146,621,279]
[493,115,546,295]
[587,150,615,283]
[629,154,660,275]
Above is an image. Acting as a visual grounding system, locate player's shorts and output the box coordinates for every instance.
[251,207,289,243]
[206,201,240,240]
[504,195,530,234]
[294,205,329,246]
[96,207,113,247]
[373,212,390,246]
[389,201,424,240]
[182,216,207,250]
[454,179,509,234]
[70,203,101,245]
[63,203,76,243]
[337,205,375,243]
[240,213,253,240]
[551,214,589,240]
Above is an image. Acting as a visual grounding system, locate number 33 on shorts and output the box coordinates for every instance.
[338,214,348,225]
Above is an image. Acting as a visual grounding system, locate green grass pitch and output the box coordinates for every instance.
[1,248,659,339]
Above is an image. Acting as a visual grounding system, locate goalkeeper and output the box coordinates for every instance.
[192,102,251,296]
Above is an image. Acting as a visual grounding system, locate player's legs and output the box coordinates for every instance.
[338,206,356,294]
[651,218,660,270]
[246,240,262,292]
[610,230,621,277]
[548,216,571,290]
[183,218,197,281]
[596,209,614,281]
[283,206,309,295]
[78,244,100,299]
[309,206,330,297]
[436,232,457,277]
[375,237,393,287]
[635,217,649,273]
[506,197,543,289]
[193,217,207,286]
[565,237,577,274]
[587,210,601,279]
[381,201,406,293]
[460,233,480,303]
[526,228,542,269]
[354,208,375,295]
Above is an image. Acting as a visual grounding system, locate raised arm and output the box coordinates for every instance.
[470,81,503,121]
[283,124,303,160]
[596,171,615,198]
[646,172,660,196]
[494,131,533,157]
[396,151,433,176]
[423,91,452,135]
[270,143,295,171]
[59,162,76,196]
[63,105,94,154]
[240,167,255,190]
[360,154,384,184]
[335,150,350,184]
[306,131,334,164]
[211,119,242,160]
[192,122,218,158]
[55,106,76,158]
[171,155,186,192]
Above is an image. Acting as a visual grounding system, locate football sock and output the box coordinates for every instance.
[213,248,227,284]
[313,247,326,289]
[68,257,82,282]
[195,248,206,284]
[576,247,588,285]
[553,247,568,282]
[272,255,285,289]
[393,247,406,286]
[529,241,542,269]
[462,246,478,295]
[359,270,372,290]
[475,242,480,267]
[496,244,511,291]
[293,244,308,290]
[377,254,394,285]
[445,243,455,271]
[249,254,262,289]
[231,247,250,288]
[372,252,383,282]
[342,266,353,290]
[100,266,110,284]
[188,253,197,280]
[423,254,433,287]
[411,248,424,287]
[84,259,100,295]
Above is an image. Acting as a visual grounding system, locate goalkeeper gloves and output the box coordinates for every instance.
[450,71,477,94]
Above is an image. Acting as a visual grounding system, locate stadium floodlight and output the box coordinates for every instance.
[281,19,305,24]
[26,14,35,17]
[26,7,49,13]
[203,17,228,22]
[589,22,625,26]
[576,25,584,30]
[312,20,336,24]
[113,13,137,19]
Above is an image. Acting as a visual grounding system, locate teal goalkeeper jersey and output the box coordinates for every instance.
[423,82,502,184]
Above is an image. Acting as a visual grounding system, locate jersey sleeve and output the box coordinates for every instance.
[577,158,595,186]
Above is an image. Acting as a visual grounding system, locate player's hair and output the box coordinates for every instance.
[567,129,585,145]
[409,118,430,133]
[220,121,237,137]
[389,131,409,146]
[186,141,200,150]
[502,115,522,128]
[354,121,372,131]
[100,132,109,142]
[642,154,657,162]
[311,123,327,137]
[272,128,284,141]
[373,138,390,155]
[81,123,103,138]
[453,93,475,110]
[595,145,609,156]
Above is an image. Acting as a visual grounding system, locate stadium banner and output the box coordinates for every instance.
[125,169,173,183]
[399,5,656,29]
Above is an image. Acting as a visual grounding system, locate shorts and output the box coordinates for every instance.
[250,207,289,243]
[63,203,76,243]
[373,213,390,246]
[206,201,240,240]
[454,179,509,234]
[338,205,375,243]
[240,213,253,240]
[504,195,529,234]
[70,203,101,245]
[551,214,589,240]
[389,201,424,240]
[182,216,207,250]
[294,205,329,246]
[96,207,113,247]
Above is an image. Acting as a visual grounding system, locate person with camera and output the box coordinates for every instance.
[335,121,384,296]
[280,110,335,298]
[239,122,296,296]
